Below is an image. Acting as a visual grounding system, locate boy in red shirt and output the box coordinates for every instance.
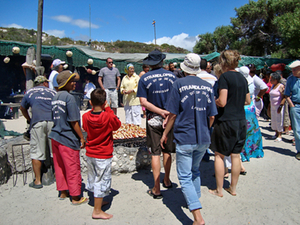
[82,89,121,219]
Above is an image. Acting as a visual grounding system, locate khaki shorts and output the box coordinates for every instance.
[146,122,175,156]
[105,89,118,108]
[30,121,53,160]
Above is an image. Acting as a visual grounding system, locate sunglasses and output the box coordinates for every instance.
[108,62,113,64]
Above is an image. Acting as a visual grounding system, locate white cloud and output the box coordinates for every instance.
[146,33,199,51]
[4,23,24,29]
[51,15,99,29]
[45,29,65,38]
[51,15,72,23]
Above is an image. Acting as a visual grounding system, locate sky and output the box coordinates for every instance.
[0,0,253,51]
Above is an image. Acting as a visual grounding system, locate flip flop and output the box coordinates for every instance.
[162,181,173,189]
[240,171,247,175]
[29,181,43,189]
[147,189,163,199]
[71,197,89,206]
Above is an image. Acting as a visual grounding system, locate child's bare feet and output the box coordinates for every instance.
[208,189,223,197]
[92,211,113,220]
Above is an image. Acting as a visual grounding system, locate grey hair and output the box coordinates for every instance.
[270,71,281,82]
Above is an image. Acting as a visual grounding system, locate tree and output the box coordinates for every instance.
[213,25,236,52]
[193,0,300,58]
[193,32,214,54]
[272,0,300,57]
[230,0,281,56]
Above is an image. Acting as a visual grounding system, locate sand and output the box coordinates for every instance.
[0,109,299,225]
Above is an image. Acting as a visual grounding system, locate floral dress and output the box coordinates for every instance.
[240,100,264,162]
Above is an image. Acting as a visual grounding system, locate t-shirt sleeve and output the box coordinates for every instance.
[255,76,268,90]
[136,79,147,98]
[207,90,218,117]
[53,73,58,88]
[67,95,80,122]
[99,68,104,77]
[284,77,291,96]
[116,68,121,77]
[166,83,180,115]
[20,94,29,109]
[218,74,228,90]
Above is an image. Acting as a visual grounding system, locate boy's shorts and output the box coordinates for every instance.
[86,157,112,198]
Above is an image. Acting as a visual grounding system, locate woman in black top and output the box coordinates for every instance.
[209,50,251,197]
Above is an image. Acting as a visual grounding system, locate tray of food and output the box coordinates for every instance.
[113,124,146,144]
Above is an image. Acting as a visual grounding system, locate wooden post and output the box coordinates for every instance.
[36,0,45,76]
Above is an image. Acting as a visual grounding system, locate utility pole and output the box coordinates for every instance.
[36,0,45,76]
[152,20,156,45]
[89,4,92,49]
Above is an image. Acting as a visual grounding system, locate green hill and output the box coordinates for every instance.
[0,27,189,54]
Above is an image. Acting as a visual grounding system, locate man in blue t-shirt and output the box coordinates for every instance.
[284,60,300,160]
[160,53,217,225]
[20,76,56,189]
[137,49,177,199]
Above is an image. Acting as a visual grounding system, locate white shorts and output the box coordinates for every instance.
[86,157,112,198]
[124,105,141,125]
[30,121,53,160]
[105,89,118,108]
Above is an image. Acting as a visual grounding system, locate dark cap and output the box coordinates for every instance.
[143,49,166,66]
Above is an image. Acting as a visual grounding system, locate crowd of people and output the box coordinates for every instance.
[21,49,300,224]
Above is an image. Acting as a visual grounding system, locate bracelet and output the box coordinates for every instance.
[256,96,261,100]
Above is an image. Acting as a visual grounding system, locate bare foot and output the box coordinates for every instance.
[59,191,69,199]
[208,189,223,197]
[224,187,236,196]
[193,220,205,225]
[92,211,113,220]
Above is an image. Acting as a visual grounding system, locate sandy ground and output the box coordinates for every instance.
[1,109,300,225]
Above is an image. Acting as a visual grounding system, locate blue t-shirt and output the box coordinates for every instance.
[21,86,56,127]
[49,91,81,150]
[137,68,176,114]
[166,76,218,145]
[284,75,300,103]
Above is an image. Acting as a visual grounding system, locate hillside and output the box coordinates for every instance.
[0,27,189,54]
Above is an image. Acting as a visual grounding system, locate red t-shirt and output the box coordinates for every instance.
[82,106,121,159]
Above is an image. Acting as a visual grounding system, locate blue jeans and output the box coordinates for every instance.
[176,143,209,211]
[290,105,300,153]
